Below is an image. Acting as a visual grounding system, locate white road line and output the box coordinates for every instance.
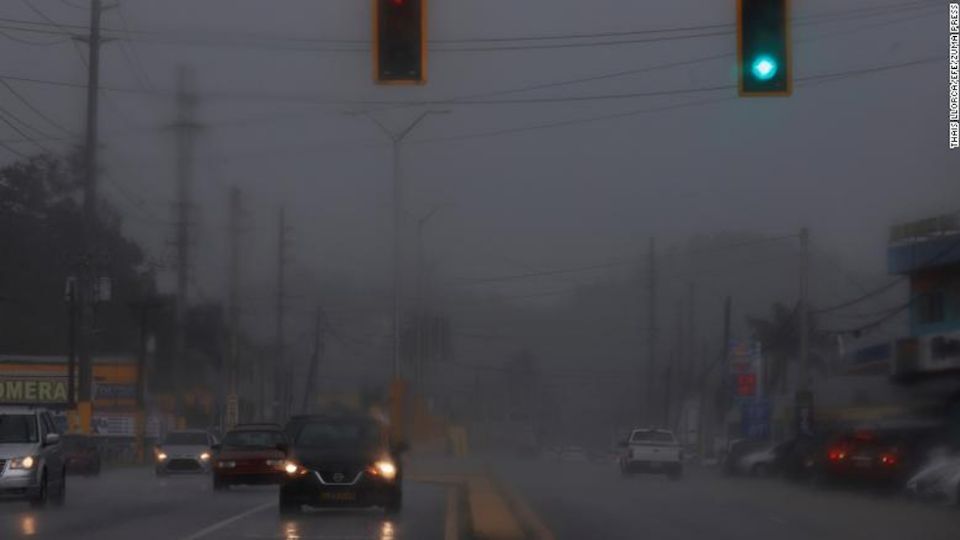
[179,501,275,540]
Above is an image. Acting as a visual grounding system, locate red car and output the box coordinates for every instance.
[212,424,289,490]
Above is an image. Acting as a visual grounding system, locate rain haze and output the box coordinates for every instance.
[0,0,958,539]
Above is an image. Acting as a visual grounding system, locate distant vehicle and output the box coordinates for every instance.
[619,428,682,480]
[0,406,66,506]
[154,430,216,476]
[721,439,770,476]
[62,433,101,476]
[212,425,289,490]
[279,413,405,515]
[904,452,960,505]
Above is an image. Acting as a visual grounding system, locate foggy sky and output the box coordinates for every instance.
[1,0,955,340]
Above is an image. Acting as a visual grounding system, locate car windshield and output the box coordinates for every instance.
[631,431,675,444]
[222,430,286,448]
[164,432,208,446]
[0,414,38,443]
[294,421,381,449]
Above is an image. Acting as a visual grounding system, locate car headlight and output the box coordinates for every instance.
[200,452,211,461]
[284,461,304,475]
[372,460,397,480]
[156,452,168,461]
[216,460,236,469]
[9,456,36,470]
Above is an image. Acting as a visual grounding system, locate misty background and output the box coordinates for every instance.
[1,0,956,426]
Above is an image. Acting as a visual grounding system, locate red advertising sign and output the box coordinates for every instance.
[736,373,757,397]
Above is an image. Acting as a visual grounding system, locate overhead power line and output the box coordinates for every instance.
[0,79,75,136]
[0,27,70,45]
[415,55,939,145]
[0,0,939,52]
[814,233,960,315]
[455,260,633,285]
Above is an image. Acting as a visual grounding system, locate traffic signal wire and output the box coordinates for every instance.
[0,0,939,52]
[413,55,938,145]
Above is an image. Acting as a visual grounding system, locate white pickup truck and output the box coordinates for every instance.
[619,428,683,479]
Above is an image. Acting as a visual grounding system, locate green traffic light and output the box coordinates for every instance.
[750,55,778,81]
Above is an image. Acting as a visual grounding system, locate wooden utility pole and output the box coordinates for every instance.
[646,237,658,424]
[274,207,289,420]
[798,227,810,391]
[226,187,242,427]
[75,0,104,433]
[301,307,325,413]
[697,296,731,460]
[172,66,199,424]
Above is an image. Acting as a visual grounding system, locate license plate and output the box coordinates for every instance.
[853,457,872,468]
[320,491,356,502]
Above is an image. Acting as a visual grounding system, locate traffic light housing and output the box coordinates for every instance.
[374,0,427,84]
[738,0,791,96]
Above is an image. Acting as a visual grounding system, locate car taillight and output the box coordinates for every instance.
[827,448,847,462]
[879,453,897,466]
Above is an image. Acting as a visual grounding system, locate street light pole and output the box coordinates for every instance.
[349,110,449,380]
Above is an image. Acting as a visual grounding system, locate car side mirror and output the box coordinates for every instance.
[45,433,60,446]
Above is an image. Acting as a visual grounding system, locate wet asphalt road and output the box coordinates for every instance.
[494,456,960,540]
[0,468,444,540]
[3,459,959,539]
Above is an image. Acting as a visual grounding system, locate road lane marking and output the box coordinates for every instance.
[490,476,556,540]
[179,501,274,540]
[467,475,526,539]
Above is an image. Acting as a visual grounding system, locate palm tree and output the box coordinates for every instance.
[746,302,830,394]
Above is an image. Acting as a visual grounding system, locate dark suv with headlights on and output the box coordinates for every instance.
[155,430,216,476]
[279,414,405,515]
[212,424,288,490]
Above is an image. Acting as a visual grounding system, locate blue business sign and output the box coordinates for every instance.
[741,398,771,440]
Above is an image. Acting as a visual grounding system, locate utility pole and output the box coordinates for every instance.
[226,187,242,427]
[718,295,732,453]
[686,282,696,397]
[274,206,289,420]
[668,300,683,427]
[129,299,163,462]
[66,279,78,409]
[798,227,810,391]
[172,66,199,426]
[646,237,658,425]
[302,307,325,413]
[415,205,444,389]
[75,0,104,434]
